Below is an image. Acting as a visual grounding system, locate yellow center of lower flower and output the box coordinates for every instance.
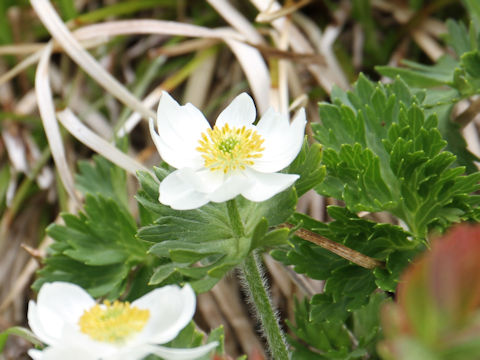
[78,300,150,343]
[196,123,265,173]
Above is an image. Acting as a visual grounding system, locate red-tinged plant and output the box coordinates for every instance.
[379,224,480,360]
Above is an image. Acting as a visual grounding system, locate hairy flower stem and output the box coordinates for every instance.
[226,200,290,360]
[242,252,290,360]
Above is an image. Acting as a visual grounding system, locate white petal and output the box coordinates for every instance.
[32,345,96,360]
[215,93,256,128]
[37,282,95,323]
[28,301,58,346]
[252,108,306,173]
[60,323,118,357]
[209,173,254,202]
[145,342,219,360]
[28,348,44,360]
[149,119,204,170]
[154,91,210,169]
[31,282,95,344]
[241,168,299,201]
[103,345,152,360]
[159,170,210,210]
[255,107,290,134]
[175,168,224,194]
[159,168,257,209]
[132,284,196,344]
[29,328,112,360]
[156,92,210,146]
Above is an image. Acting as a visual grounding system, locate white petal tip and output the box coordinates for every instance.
[293,107,307,124]
[148,117,157,134]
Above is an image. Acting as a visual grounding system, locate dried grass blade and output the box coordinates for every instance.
[118,49,218,137]
[57,108,150,176]
[72,20,269,111]
[0,236,52,313]
[206,0,271,112]
[250,0,348,92]
[72,20,244,42]
[35,43,79,206]
[149,38,219,57]
[226,39,270,114]
[48,66,113,139]
[117,91,161,138]
[0,38,114,87]
[0,43,45,55]
[183,50,218,108]
[207,0,264,44]
[1,130,28,174]
[0,50,42,86]
[256,0,312,23]
[30,0,155,120]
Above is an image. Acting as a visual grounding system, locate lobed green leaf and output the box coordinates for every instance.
[314,75,480,238]
[34,157,152,299]
[136,170,297,292]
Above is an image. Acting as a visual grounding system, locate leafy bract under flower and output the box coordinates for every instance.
[27,282,217,360]
[149,91,306,210]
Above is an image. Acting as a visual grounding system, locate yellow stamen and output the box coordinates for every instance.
[78,300,150,343]
[196,123,265,174]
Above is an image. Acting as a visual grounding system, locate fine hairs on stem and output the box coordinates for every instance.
[239,250,288,359]
[225,201,291,359]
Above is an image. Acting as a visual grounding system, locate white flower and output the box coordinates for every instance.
[28,282,218,360]
[149,91,306,210]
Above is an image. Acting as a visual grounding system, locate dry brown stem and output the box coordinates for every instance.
[283,224,385,269]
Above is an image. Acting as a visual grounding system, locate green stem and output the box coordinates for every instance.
[226,200,290,360]
[243,251,290,360]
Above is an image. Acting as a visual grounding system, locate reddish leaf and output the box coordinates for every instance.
[397,224,480,341]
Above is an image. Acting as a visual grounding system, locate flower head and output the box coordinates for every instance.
[150,91,306,210]
[28,282,217,360]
